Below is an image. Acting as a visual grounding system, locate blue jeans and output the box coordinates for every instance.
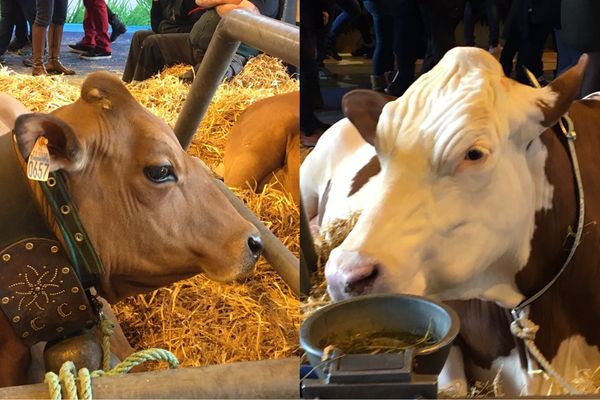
[363,0,421,76]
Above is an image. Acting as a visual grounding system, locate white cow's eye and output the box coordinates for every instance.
[144,165,177,183]
[465,148,484,161]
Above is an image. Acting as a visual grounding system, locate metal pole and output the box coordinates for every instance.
[175,10,299,148]
[0,358,299,399]
[174,10,300,295]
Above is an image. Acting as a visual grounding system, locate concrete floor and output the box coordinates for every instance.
[1,31,135,85]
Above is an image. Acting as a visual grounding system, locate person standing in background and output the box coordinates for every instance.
[68,0,112,60]
[300,0,332,146]
[560,0,600,96]
[31,0,74,75]
[463,0,501,56]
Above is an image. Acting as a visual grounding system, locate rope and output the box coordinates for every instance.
[100,316,115,371]
[44,315,179,400]
[510,316,579,395]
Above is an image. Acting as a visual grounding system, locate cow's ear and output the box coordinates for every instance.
[14,113,84,172]
[539,54,588,127]
[342,90,395,145]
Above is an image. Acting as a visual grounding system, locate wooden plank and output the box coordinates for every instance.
[0,358,299,399]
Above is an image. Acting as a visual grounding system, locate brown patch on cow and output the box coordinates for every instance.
[349,156,381,196]
[445,300,519,370]
[317,179,332,226]
[516,99,600,362]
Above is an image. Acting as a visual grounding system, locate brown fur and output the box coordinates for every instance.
[224,92,299,203]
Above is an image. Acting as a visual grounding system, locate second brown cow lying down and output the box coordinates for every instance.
[223,92,299,204]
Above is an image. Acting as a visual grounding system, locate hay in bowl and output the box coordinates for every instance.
[0,55,300,367]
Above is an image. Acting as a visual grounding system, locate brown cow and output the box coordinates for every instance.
[0,72,264,387]
[223,91,299,204]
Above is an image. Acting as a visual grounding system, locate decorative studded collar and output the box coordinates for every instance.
[0,133,100,345]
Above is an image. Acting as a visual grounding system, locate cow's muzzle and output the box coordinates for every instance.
[325,249,382,301]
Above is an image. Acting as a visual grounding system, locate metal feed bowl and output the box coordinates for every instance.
[300,294,460,376]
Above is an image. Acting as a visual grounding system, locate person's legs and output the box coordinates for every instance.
[418,0,462,73]
[581,52,600,97]
[364,0,393,89]
[514,23,552,84]
[46,0,74,74]
[81,5,96,48]
[300,4,329,143]
[32,0,52,75]
[386,0,421,96]
[463,0,476,46]
[0,0,18,57]
[79,0,111,59]
[122,29,154,82]
[13,3,27,43]
[554,29,582,76]
[131,33,193,82]
[485,0,499,49]
[106,5,126,42]
[189,9,222,54]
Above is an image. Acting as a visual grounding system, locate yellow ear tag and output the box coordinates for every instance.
[27,136,51,182]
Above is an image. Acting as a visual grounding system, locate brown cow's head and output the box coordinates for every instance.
[13,72,263,302]
[325,48,588,308]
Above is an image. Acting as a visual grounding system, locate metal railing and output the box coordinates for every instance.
[174,10,300,295]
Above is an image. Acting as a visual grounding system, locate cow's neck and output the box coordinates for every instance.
[517,102,600,363]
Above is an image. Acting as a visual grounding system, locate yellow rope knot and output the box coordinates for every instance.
[510,317,539,341]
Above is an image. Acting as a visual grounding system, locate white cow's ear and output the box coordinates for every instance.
[539,54,588,127]
[13,113,84,172]
[342,89,395,146]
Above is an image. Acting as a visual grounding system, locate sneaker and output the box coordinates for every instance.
[69,42,94,54]
[80,48,112,60]
[109,15,127,42]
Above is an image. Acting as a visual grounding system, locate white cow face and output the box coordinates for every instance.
[326,48,588,307]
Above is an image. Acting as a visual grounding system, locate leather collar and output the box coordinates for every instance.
[0,133,102,345]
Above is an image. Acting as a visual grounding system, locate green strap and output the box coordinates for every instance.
[38,171,104,288]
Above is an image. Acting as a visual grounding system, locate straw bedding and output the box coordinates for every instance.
[0,55,300,367]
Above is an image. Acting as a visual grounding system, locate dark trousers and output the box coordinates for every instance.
[35,0,67,26]
[14,4,27,41]
[330,0,371,44]
[82,0,111,52]
[463,0,499,47]
[500,21,553,83]
[418,0,463,73]
[0,0,19,54]
[300,4,323,133]
[122,30,196,82]
[364,0,423,90]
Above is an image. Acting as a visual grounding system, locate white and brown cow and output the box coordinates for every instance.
[301,47,600,395]
[0,72,264,387]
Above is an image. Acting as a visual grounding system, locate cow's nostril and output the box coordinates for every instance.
[344,264,380,295]
[247,235,264,258]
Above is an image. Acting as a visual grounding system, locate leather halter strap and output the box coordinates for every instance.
[511,71,586,318]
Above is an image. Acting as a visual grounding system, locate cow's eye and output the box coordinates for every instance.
[144,165,177,183]
[465,148,484,161]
